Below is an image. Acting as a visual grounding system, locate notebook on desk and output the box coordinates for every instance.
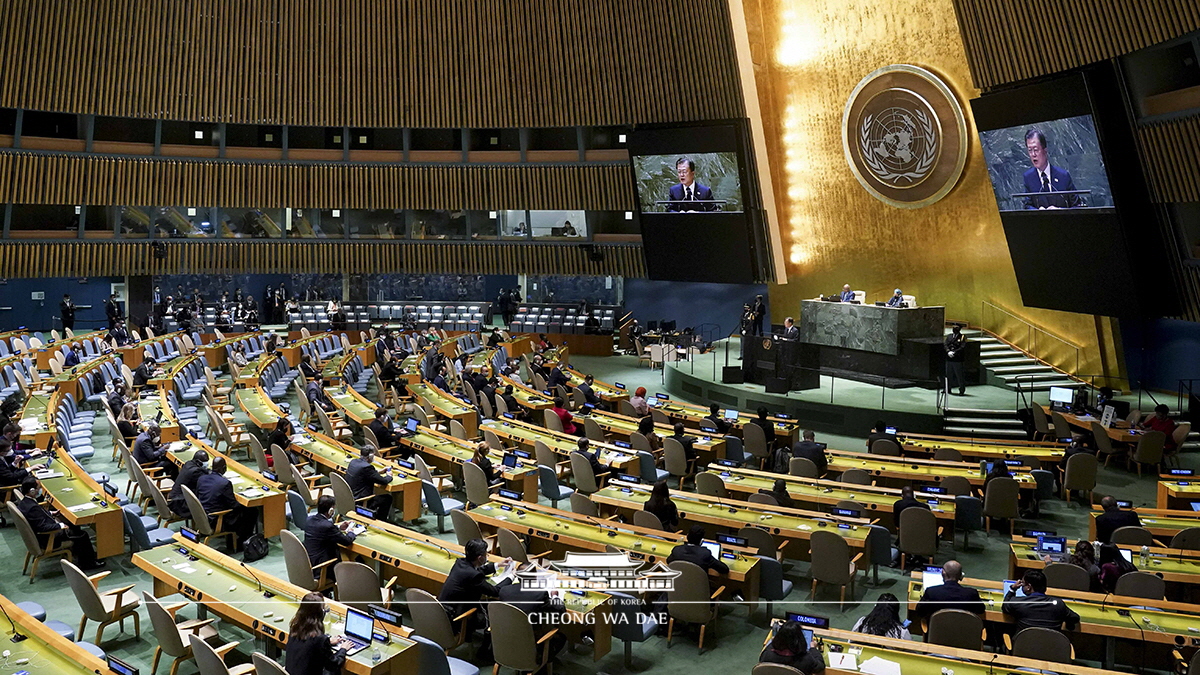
[333,608,375,656]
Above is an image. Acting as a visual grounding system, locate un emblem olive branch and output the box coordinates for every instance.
[858,108,937,186]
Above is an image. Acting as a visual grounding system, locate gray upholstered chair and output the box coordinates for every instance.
[61,560,141,645]
[983,476,1019,536]
[1114,571,1166,600]
[941,476,973,496]
[809,529,858,610]
[665,560,724,653]
[926,608,984,651]
[490,601,558,674]
[1005,627,1074,664]
[1111,526,1155,547]
[405,588,473,652]
[608,592,659,668]
[898,506,940,568]
[1061,452,1097,503]
[1043,562,1091,592]
[840,469,873,485]
[932,447,962,462]
[868,438,900,456]
[788,457,818,478]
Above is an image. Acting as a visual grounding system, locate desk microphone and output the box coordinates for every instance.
[427,542,455,559]
[240,561,275,598]
[583,514,613,532]
[1098,591,1111,613]
[0,602,26,643]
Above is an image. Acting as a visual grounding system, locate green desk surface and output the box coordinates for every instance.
[19,393,51,424]
[499,379,554,408]
[409,383,475,416]
[1136,514,1200,532]
[577,411,724,453]
[290,432,419,490]
[592,485,871,543]
[563,368,626,399]
[170,441,280,499]
[1012,542,1200,578]
[237,387,281,426]
[1161,480,1200,495]
[0,600,103,673]
[468,501,758,577]
[827,449,1036,485]
[702,469,956,516]
[902,438,1065,460]
[135,542,416,668]
[35,451,120,514]
[399,428,538,479]
[328,387,374,419]
[479,420,638,469]
[43,353,110,385]
[138,394,177,424]
[651,399,797,435]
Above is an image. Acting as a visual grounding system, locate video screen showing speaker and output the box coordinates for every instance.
[628,121,760,284]
[979,114,1114,212]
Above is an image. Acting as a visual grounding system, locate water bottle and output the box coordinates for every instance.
[1140,545,1150,566]
[372,646,382,664]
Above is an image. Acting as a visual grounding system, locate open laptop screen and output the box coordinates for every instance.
[345,608,374,644]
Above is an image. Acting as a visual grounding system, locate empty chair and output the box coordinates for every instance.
[1032,405,1055,441]
[1114,571,1166,600]
[1170,527,1200,551]
[406,634,477,675]
[748,493,778,506]
[570,493,599,517]
[898,506,940,568]
[695,472,727,499]
[61,560,141,645]
[333,561,396,612]
[1126,430,1166,476]
[869,438,901,456]
[1061,452,1097,503]
[941,476,973,496]
[450,510,490,549]
[926,608,984,651]
[983,476,1019,536]
[932,447,962,462]
[421,480,465,533]
[809,529,858,610]
[498,528,538,563]
[537,465,574,509]
[1111,526,1156,547]
[1044,562,1091,592]
[633,510,666,532]
[738,526,785,560]
[743,423,771,469]
[143,590,220,675]
[490,601,558,675]
[188,633,254,675]
[839,469,872,486]
[665,560,723,653]
[1091,421,1125,467]
[405,587,476,653]
[122,507,175,551]
[609,592,659,669]
[1051,411,1078,441]
[788,457,818,478]
[756,555,793,617]
[1005,626,1074,664]
[251,653,289,675]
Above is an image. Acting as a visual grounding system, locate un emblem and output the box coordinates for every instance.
[843,65,967,209]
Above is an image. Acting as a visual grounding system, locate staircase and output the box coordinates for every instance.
[956,328,1081,393]
[941,406,1028,439]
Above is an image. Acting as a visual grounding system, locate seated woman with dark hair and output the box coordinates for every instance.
[1098,541,1137,593]
[637,415,661,452]
[852,593,911,640]
[759,621,825,673]
[642,480,679,531]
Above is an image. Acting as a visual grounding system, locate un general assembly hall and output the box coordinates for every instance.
[4,1,1200,674]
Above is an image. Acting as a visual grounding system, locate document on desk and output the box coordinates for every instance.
[828,653,858,670]
[67,503,97,513]
[858,656,901,675]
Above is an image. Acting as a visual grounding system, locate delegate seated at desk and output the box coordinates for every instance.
[886,289,905,307]
[839,284,855,302]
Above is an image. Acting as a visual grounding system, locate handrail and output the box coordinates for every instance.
[981,301,1081,378]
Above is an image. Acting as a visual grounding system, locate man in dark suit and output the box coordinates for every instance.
[368,407,399,452]
[133,423,177,479]
[892,485,930,528]
[751,295,766,336]
[790,429,827,476]
[500,385,522,419]
[702,403,731,435]
[108,320,132,347]
[303,494,357,569]
[547,365,568,390]
[298,354,320,380]
[576,375,602,409]
[60,294,76,331]
[107,380,128,418]
[167,450,209,517]
[439,538,514,641]
[196,456,256,549]
[839,284,856,303]
[347,445,393,520]
[914,560,985,619]
[0,440,30,487]
[780,317,799,341]
[104,293,122,330]
[668,423,698,462]
[132,356,157,389]
[431,366,449,392]
[866,420,899,452]
[573,437,606,480]
[16,479,101,569]
[497,568,570,655]
[944,324,967,396]
[666,157,716,212]
[667,524,729,575]
[1022,128,1080,210]
[1095,495,1142,543]
[306,379,335,413]
[1002,569,1081,633]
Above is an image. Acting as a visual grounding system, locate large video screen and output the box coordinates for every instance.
[631,152,743,213]
[979,114,1113,212]
[627,122,760,284]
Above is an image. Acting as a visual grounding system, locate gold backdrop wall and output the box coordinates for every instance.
[740,0,1124,381]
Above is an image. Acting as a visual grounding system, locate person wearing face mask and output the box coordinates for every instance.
[133,422,177,479]
[16,479,102,569]
[0,439,30,486]
[167,450,210,517]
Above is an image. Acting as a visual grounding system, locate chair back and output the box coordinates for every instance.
[743,422,770,462]
[927,609,983,650]
[869,438,900,456]
[280,529,318,590]
[584,417,606,442]
[619,400,638,417]
[143,591,188,657]
[182,486,215,535]
[1010,627,1073,663]
[666,560,718,624]
[450,419,469,440]
[189,633,232,675]
[752,664,806,675]
[570,492,598,517]
[251,653,289,675]
[462,461,491,506]
[1032,405,1053,435]
[1031,469,1055,500]
[942,476,973,496]
[1062,453,1098,492]
[421,480,450,516]
[1044,562,1091,591]
[363,426,381,449]
[483,429,506,452]
[1111,526,1155,546]
[1114,571,1166,600]
[723,435,745,463]
[534,441,558,471]
[810,529,851,585]
[633,510,665,531]
[932,447,962,462]
[334,561,385,610]
[490,602,541,672]
[608,591,656,643]
[122,507,152,551]
[840,469,872,485]
[329,473,356,517]
[694,472,726,498]
[1050,411,1074,439]
[757,555,789,601]
[748,493,777,506]
[537,465,564,500]
[898,507,938,558]
[1133,431,1166,467]
[413,454,436,484]
[287,490,309,529]
[61,559,108,620]
[1173,421,1192,449]
[983,476,1019,519]
[637,451,659,482]
[630,432,652,454]
[248,435,270,473]
[543,409,564,433]
[405,588,459,650]
[451,510,484,547]
[788,456,818,478]
[9,501,44,557]
[1170,527,1200,550]
[651,408,670,425]
[494,395,509,416]
[664,442,690,482]
[570,452,600,494]
[737,526,778,558]
[498,528,531,563]
[954,495,983,534]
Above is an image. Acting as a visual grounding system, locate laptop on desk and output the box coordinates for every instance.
[334,608,375,656]
[397,417,419,437]
[1036,535,1068,562]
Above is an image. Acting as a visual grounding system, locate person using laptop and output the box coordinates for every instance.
[1002,569,1080,633]
[892,486,930,530]
[629,387,650,417]
[369,407,399,453]
[914,560,985,619]
[703,403,731,434]
[759,621,825,673]
[304,495,358,570]
[1095,495,1142,543]
[347,445,394,521]
[1098,541,1137,592]
[472,441,502,487]
[866,420,898,451]
[285,592,349,675]
[790,429,827,476]
[668,524,729,576]
[573,437,606,480]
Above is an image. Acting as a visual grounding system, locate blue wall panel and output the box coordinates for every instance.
[0,277,122,333]
[623,280,768,340]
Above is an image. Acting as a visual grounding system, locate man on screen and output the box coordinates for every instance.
[1022,129,1080,209]
[666,157,716,212]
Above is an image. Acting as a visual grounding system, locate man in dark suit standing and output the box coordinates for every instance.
[16,479,101,569]
[303,494,357,569]
[790,429,827,476]
[780,317,799,341]
[196,457,256,549]
[60,294,76,332]
[944,324,967,396]
[1022,129,1080,209]
[667,524,729,575]
[1095,495,1142,543]
[347,445,393,520]
[666,157,716,212]
[914,560,985,619]
[104,293,123,330]
[1002,569,1080,633]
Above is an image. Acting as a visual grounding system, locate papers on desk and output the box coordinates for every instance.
[19,418,39,430]
[292,434,311,445]
[242,489,264,498]
[858,656,901,675]
[491,563,518,585]
[67,503,97,513]
[828,653,858,670]
[34,470,64,479]
[169,441,189,452]
[172,563,197,574]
